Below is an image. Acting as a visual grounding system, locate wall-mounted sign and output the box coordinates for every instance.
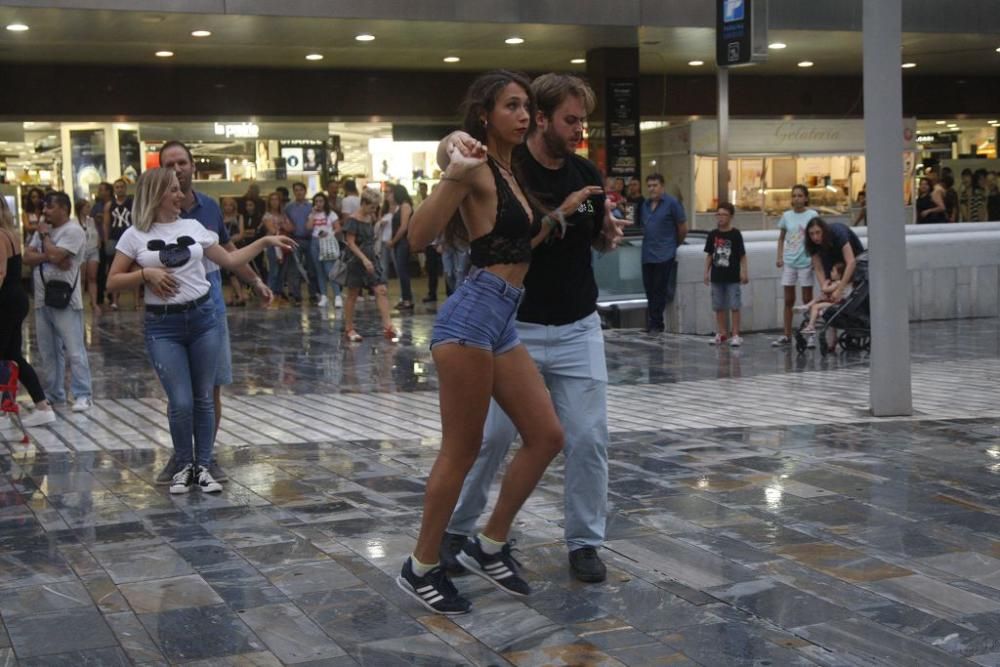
[214,122,259,139]
[716,0,768,67]
[118,129,141,182]
[69,129,107,202]
[605,79,640,181]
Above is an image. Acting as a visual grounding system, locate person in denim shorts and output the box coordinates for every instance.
[394,70,596,617]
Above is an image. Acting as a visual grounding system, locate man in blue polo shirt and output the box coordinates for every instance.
[640,173,687,333]
[155,140,273,485]
[285,182,318,305]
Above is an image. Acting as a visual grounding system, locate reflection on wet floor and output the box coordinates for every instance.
[1,306,999,665]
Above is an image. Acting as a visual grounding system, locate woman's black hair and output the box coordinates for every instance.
[312,192,330,213]
[24,187,45,213]
[804,217,830,256]
[391,184,412,208]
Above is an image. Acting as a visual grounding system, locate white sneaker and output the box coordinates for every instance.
[195,466,223,493]
[806,334,817,349]
[169,464,195,494]
[71,397,92,412]
[771,336,791,347]
[709,334,726,346]
[21,408,56,427]
[317,295,329,308]
[334,295,343,308]
[729,335,744,347]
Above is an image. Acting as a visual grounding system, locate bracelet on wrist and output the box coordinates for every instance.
[140,268,146,283]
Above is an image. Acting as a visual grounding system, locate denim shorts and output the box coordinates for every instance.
[711,282,742,311]
[430,268,523,355]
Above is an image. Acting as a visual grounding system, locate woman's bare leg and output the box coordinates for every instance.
[343,288,361,331]
[412,344,495,564]
[480,344,563,543]
[375,284,392,328]
[86,261,100,315]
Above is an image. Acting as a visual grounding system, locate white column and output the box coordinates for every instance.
[863,0,912,416]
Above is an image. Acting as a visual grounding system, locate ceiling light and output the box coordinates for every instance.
[505,37,524,45]
[989,120,998,123]
[570,58,586,64]
[996,47,1000,53]
[688,60,705,66]
[797,61,814,68]
[768,42,787,49]
[155,51,174,58]
[305,53,323,61]
[355,34,375,42]
[191,30,211,37]
[443,56,460,63]
[5,23,29,32]
[935,120,946,125]
[901,62,917,69]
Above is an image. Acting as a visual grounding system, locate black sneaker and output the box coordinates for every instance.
[208,458,228,483]
[169,464,195,495]
[569,547,607,583]
[156,454,179,486]
[440,532,468,576]
[457,536,531,597]
[195,466,223,493]
[422,295,437,303]
[396,558,471,615]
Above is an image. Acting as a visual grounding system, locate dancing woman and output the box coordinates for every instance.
[397,70,591,615]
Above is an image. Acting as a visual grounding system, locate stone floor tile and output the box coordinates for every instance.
[5,607,117,658]
[119,573,226,613]
[797,617,974,666]
[238,602,347,664]
[137,603,265,662]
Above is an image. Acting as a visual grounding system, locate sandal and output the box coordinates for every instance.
[345,329,363,342]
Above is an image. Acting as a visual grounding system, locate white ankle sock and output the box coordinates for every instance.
[410,555,438,577]
[477,533,505,555]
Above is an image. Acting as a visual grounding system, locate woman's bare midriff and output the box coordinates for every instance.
[480,262,530,288]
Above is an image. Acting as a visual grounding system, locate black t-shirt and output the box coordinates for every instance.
[819,223,865,277]
[703,228,746,284]
[108,196,133,241]
[512,145,607,326]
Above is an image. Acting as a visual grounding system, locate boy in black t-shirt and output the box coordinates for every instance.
[703,202,748,346]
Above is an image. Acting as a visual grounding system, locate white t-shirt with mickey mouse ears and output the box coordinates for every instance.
[115,218,219,305]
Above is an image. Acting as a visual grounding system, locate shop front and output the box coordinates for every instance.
[641,118,918,231]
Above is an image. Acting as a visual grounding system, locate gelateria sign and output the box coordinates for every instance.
[214,122,259,139]
[689,119,917,154]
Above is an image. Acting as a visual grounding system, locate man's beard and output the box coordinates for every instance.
[541,126,575,160]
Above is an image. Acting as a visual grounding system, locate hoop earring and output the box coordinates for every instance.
[482,119,488,129]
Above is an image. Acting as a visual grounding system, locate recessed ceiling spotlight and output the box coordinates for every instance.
[935,120,947,124]
[768,42,787,49]
[191,30,211,37]
[505,37,525,45]
[688,60,705,66]
[355,34,375,42]
[570,58,586,64]
[155,50,174,58]
[5,23,29,32]
[996,47,1000,53]
[443,56,460,63]
[305,53,323,61]
[901,62,917,69]
[797,61,814,68]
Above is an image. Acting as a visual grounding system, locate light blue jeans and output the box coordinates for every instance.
[144,299,221,467]
[309,238,341,300]
[441,247,469,295]
[448,311,609,549]
[34,306,92,403]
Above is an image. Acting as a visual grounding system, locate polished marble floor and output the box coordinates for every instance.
[2,301,999,666]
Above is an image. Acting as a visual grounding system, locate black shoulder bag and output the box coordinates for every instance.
[39,262,79,309]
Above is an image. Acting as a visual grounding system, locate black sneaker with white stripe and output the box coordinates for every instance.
[456,536,531,597]
[396,558,471,615]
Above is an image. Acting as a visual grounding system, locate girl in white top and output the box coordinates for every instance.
[107,168,293,494]
[76,198,102,316]
[308,192,341,307]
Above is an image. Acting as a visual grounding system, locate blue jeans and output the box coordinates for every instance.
[309,238,341,299]
[266,247,284,294]
[33,306,92,403]
[441,247,469,295]
[448,311,609,549]
[144,299,221,467]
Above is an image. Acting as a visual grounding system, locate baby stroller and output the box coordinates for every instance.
[1,360,30,444]
[796,254,870,356]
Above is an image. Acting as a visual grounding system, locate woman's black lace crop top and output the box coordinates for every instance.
[469,158,538,267]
